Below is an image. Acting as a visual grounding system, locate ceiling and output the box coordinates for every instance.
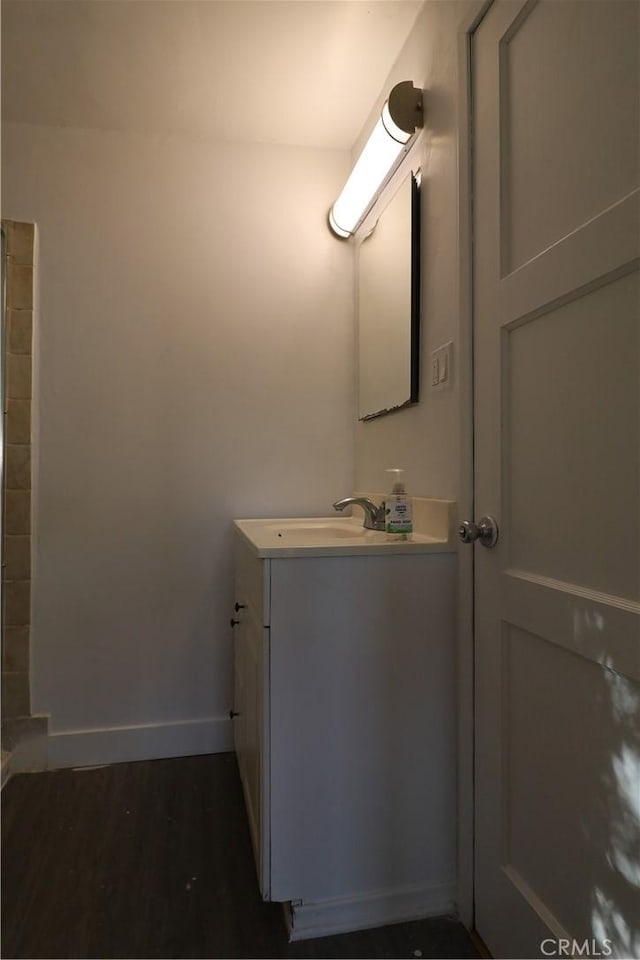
[1,0,423,151]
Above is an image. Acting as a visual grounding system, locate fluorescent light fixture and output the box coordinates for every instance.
[329,81,423,239]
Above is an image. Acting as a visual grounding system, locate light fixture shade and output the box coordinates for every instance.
[329,81,423,239]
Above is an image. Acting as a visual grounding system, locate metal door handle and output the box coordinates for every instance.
[458,516,499,548]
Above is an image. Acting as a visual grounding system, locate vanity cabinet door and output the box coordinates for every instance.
[232,612,250,795]
[232,537,271,898]
[234,609,269,891]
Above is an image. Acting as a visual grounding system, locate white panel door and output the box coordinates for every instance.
[472,2,640,958]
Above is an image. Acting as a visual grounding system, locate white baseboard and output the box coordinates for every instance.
[47,716,234,769]
[286,881,456,942]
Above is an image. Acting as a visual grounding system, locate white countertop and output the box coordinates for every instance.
[234,515,456,558]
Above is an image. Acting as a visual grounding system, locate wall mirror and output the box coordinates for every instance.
[357,171,420,421]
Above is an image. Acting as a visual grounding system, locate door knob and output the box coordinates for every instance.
[458,516,499,548]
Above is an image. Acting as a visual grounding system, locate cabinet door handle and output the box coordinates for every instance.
[234,602,246,612]
[230,618,240,627]
[229,709,240,719]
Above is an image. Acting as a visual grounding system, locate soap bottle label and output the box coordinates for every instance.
[385,497,413,534]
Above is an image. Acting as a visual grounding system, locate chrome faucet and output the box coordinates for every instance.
[333,497,386,531]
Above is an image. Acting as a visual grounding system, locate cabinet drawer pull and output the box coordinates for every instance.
[230,618,240,627]
[234,602,246,612]
[229,709,240,719]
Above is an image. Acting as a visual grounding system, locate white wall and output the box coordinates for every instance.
[2,122,354,762]
[354,0,482,500]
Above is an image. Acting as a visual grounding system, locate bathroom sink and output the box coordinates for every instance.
[234,515,454,558]
[265,521,375,544]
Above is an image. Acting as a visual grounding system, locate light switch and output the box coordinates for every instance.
[431,342,453,390]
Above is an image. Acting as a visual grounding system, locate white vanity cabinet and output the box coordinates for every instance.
[231,520,457,940]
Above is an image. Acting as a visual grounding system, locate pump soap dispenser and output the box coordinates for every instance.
[384,468,413,540]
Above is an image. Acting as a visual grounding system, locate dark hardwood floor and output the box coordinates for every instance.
[1,753,479,959]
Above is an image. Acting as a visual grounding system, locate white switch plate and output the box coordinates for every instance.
[431,341,453,390]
